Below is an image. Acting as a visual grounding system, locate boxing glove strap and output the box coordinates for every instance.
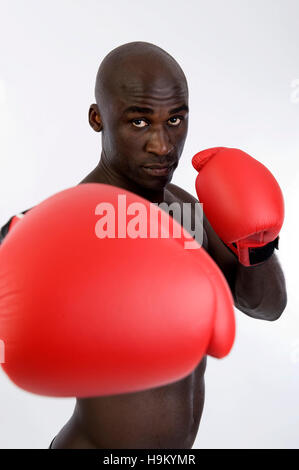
[229,236,279,266]
[248,237,279,265]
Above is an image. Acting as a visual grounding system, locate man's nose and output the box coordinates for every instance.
[145,128,174,156]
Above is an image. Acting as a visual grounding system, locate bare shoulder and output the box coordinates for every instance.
[166,182,208,228]
[165,183,209,251]
[165,183,198,205]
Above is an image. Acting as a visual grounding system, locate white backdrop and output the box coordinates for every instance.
[0,0,298,449]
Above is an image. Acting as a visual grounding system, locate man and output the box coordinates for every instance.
[1,41,287,449]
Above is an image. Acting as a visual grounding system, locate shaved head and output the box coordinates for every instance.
[88,41,189,197]
[95,41,188,118]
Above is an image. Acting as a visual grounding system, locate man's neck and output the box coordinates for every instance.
[80,159,166,204]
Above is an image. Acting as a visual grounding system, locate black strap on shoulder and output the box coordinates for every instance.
[0,208,32,245]
[0,217,13,244]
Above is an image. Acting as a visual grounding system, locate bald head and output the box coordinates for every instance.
[95,41,188,113]
[89,42,189,195]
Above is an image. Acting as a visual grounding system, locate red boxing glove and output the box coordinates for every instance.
[0,184,235,398]
[192,147,284,266]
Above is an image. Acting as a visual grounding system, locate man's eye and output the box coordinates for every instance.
[168,116,182,126]
[132,119,148,128]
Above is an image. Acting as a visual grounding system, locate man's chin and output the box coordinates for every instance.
[136,166,176,191]
[138,174,173,192]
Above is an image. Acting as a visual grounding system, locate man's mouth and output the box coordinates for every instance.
[142,163,175,177]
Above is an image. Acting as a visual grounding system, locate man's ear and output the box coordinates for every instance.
[88,104,103,132]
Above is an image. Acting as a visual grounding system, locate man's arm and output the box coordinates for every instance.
[167,183,287,321]
[203,212,287,321]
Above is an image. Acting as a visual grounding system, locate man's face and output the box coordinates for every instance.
[100,75,189,191]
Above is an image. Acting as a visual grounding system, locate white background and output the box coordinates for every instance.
[0,0,298,449]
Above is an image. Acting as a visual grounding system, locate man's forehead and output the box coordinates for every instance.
[110,75,188,109]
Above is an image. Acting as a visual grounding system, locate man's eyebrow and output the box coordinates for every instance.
[123,106,154,115]
[169,105,189,115]
[123,104,189,115]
